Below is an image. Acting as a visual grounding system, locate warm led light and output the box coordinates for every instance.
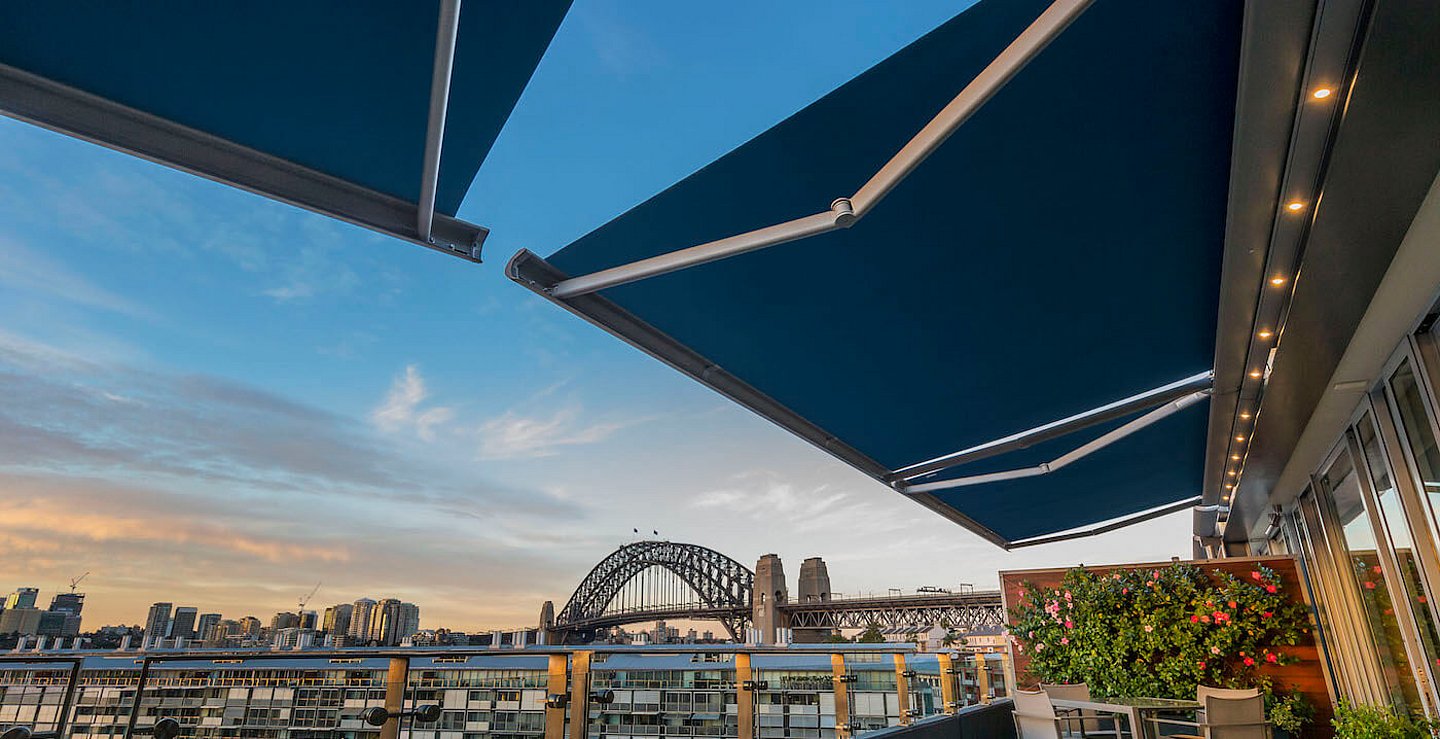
[1312,87,1333,100]
[1286,201,1306,212]
[1235,435,1246,442]
[1240,412,1252,420]
[1258,329,1273,339]
[1231,454,1242,461]
[1249,369,1264,378]
[1228,470,1237,476]
[1270,276,1287,286]
[1225,484,1235,490]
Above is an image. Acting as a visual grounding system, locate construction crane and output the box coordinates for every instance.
[297,582,321,613]
[67,572,89,593]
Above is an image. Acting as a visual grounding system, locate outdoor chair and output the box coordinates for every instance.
[1194,686,1260,725]
[1039,683,1121,736]
[1147,694,1270,739]
[1012,689,1095,739]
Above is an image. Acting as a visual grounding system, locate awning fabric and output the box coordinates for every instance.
[0,1,571,259]
[511,0,1241,547]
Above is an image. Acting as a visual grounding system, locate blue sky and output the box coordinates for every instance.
[0,0,1187,630]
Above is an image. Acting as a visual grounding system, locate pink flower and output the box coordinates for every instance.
[1152,570,1160,580]
[1036,643,1046,652]
[1143,625,1154,633]
[1261,611,1273,619]
[1065,620,1074,629]
[1064,590,1073,601]
[1266,585,1278,594]
[1060,637,1070,646]
[1210,647,1221,655]
[1190,615,1200,624]
[1364,581,1377,590]
[1373,565,1383,574]
[1266,653,1278,664]
[1250,571,1262,581]
[1122,588,1129,595]
[1197,661,1206,669]
[1243,657,1255,667]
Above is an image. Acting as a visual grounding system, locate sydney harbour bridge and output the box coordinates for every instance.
[541,540,1004,644]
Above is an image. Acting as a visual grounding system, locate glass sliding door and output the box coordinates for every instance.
[1351,415,1440,709]
[1318,448,1426,712]
[1296,486,1387,705]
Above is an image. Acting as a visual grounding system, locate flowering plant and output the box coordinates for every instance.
[1010,564,1311,704]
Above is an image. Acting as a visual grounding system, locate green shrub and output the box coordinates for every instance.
[1332,701,1440,738]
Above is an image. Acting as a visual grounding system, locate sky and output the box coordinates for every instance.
[0,0,1187,631]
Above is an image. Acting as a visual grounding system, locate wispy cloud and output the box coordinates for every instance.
[692,471,906,535]
[0,333,573,517]
[0,238,149,318]
[477,405,633,460]
[372,365,455,442]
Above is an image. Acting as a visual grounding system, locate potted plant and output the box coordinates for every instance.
[1267,691,1315,739]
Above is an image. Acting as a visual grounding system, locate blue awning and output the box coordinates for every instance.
[0,0,571,260]
[510,0,1241,547]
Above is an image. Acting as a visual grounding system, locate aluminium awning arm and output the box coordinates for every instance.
[891,369,1214,482]
[545,0,1095,300]
[418,0,463,247]
[1004,496,1204,549]
[901,389,1211,494]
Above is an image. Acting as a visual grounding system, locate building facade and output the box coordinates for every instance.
[0,647,1006,739]
[3,589,38,611]
[144,604,173,643]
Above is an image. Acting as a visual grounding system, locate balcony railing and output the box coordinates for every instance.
[0,646,1014,739]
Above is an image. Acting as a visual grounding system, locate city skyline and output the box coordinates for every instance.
[0,0,1188,633]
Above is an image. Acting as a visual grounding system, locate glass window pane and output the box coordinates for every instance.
[1390,360,1440,519]
[1358,415,1440,679]
[1328,465,1424,710]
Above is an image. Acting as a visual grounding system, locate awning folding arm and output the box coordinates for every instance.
[901,389,1211,494]
[544,0,1095,300]
[418,0,463,248]
[1004,496,1204,549]
[891,369,1214,483]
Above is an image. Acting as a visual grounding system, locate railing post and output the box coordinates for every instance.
[936,653,957,714]
[55,658,83,738]
[976,655,991,705]
[379,657,409,739]
[122,656,151,739]
[546,654,569,739]
[568,651,591,739]
[830,654,850,739]
[735,653,754,739]
[1000,652,1016,699]
[892,654,911,725]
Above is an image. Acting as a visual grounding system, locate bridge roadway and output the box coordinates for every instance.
[560,590,1005,635]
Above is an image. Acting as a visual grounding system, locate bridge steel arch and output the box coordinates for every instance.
[556,541,754,641]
